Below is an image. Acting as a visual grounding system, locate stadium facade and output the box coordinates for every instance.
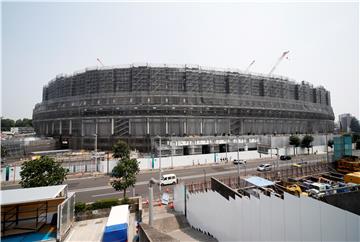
[33,64,334,152]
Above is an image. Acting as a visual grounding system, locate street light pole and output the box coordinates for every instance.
[159,136,162,193]
[225,137,228,161]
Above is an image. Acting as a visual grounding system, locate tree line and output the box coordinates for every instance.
[1,118,32,131]
[18,139,139,199]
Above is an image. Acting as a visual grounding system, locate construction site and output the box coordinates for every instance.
[138,138,360,241]
[33,60,334,152]
[167,160,360,241]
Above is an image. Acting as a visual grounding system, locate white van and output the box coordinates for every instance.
[160,174,177,185]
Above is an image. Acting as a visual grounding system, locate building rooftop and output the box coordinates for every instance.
[244,176,275,187]
[0,185,67,206]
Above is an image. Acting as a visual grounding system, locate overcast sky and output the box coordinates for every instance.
[1,2,359,121]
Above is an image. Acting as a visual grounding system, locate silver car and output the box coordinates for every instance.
[257,163,272,171]
[233,159,247,165]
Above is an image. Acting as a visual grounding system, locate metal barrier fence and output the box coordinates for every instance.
[57,192,75,242]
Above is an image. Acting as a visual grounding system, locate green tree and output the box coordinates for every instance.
[112,140,130,159]
[15,119,23,127]
[21,118,32,127]
[289,135,300,155]
[111,158,139,198]
[350,117,360,133]
[20,156,68,188]
[353,134,360,143]
[1,118,15,131]
[327,139,334,148]
[301,135,314,155]
[1,145,7,157]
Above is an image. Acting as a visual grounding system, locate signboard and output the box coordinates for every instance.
[257,145,269,155]
[91,151,106,158]
[161,192,169,205]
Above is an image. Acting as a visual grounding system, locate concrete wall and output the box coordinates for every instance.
[179,188,360,241]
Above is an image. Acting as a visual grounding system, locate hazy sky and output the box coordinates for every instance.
[1,2,359,120]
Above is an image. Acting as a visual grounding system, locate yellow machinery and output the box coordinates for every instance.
[344,172,360,184]
[337,156,360,173]
[286,184,308,196]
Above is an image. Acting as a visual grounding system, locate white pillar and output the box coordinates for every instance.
[146,118,150,135]
[111,118,114,135]
[128,119,131,135]
[81,120,84,136]
[69,120,72,135]
[200,119,203,135]
[59,120,62,135]
[215,119,217,134]
[166,120,169,135]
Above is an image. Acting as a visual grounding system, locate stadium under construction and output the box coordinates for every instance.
[32,64,334,152]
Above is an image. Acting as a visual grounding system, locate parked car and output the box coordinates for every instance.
[233,159,247,165]
[280,155,291,160]
[160,174,177,185]
[297,160,308,165]
[257,163,272,171]
[292,160,308,167]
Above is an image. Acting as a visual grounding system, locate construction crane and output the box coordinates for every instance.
[97,58,105,67]
[245,60,255,73]
[269,51,289,75]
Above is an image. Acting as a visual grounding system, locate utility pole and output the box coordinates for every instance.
[237,135,240,186]
[94,133,97,175]
[158,136,162,192]
[148,178,156,226]
[203,169,206,189]
[225,137,228,161]
[171,135,174,169]
[325,133,329,163]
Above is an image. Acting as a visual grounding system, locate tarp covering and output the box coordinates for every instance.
[244,176,275,187]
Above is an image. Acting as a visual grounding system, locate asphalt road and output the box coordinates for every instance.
[2,154,327,203]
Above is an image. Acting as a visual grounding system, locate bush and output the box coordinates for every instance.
[120,197,131,205]
[75,202,86,213]
[356,141,360,150]
[90,198,120,210]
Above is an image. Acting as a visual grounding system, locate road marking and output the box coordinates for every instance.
[92,191,123,198]
[70,159,325,194]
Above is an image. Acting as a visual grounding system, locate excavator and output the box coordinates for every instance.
[286,184,308,196]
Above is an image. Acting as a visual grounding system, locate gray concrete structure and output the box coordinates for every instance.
[33,64,334,152]
[339,113,353,132]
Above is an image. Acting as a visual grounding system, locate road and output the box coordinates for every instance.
[2,154,327,203]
